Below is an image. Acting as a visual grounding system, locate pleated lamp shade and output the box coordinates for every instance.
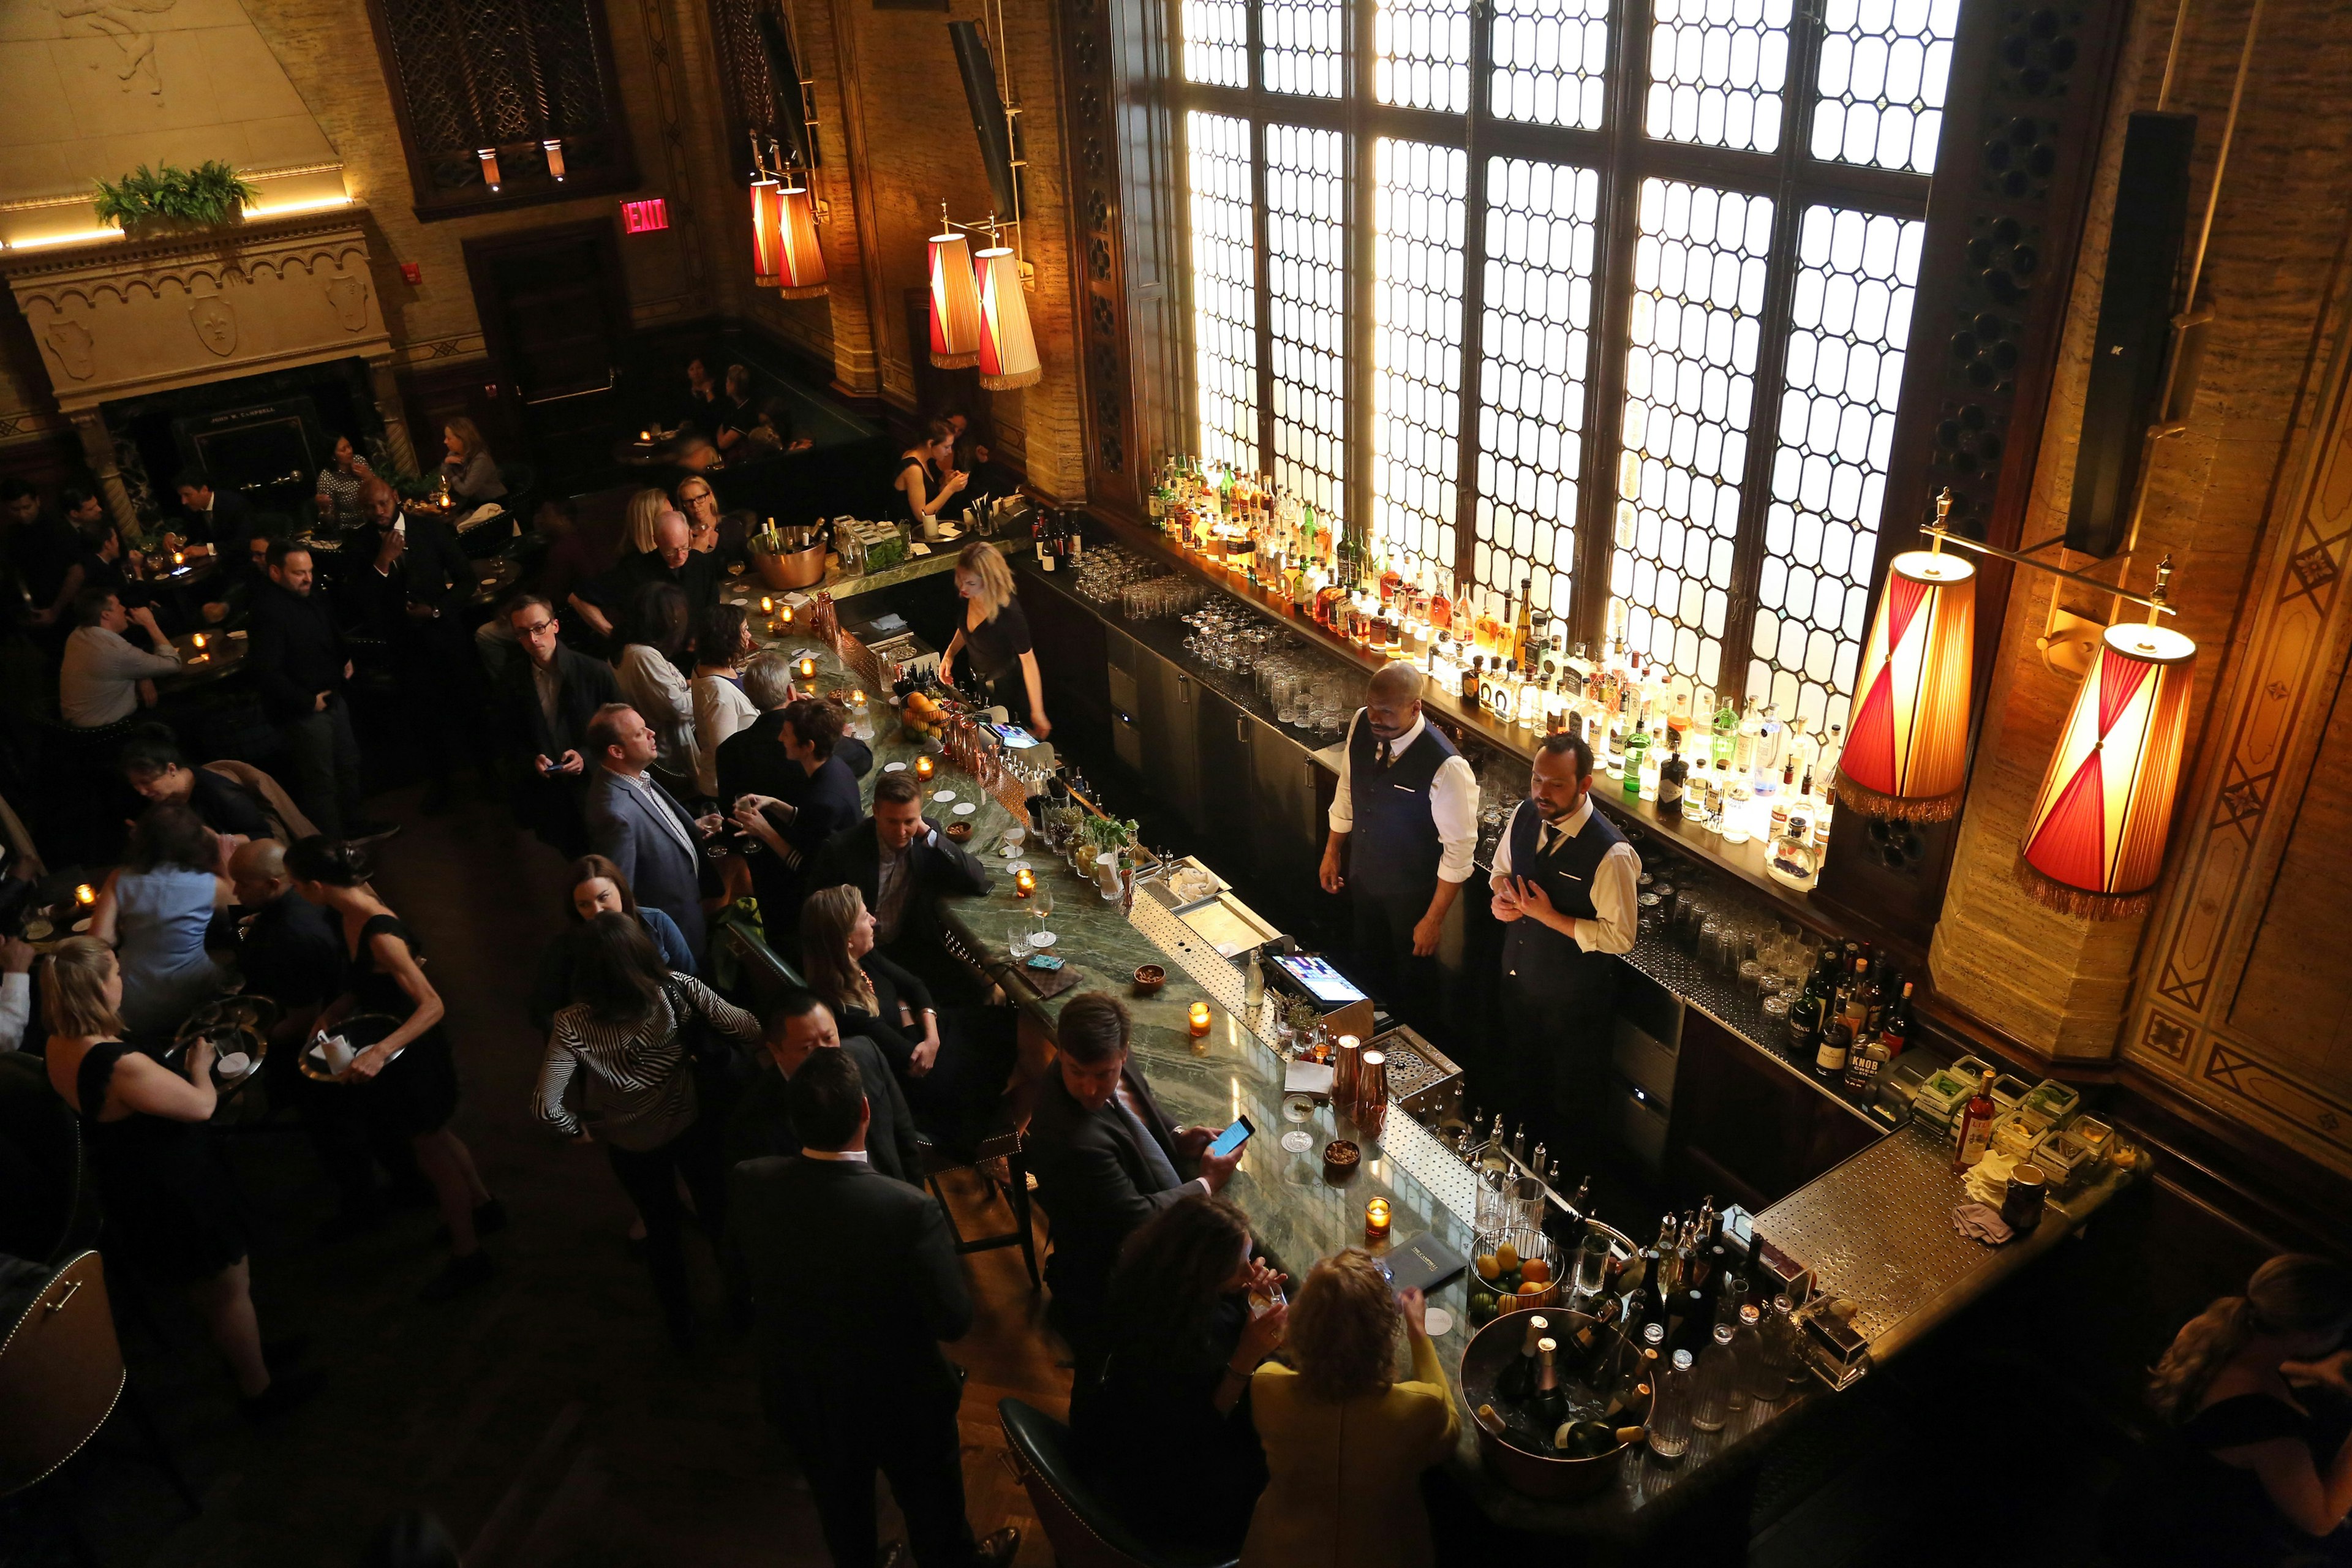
[2016,619,2198,919]
[974,245,1041,391]
[1838,549,1977,819]
[749,177,785,288]
[774,184,828,299]
[929,231,982,369]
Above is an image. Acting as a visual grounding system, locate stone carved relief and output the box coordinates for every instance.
[50,0,178,96]
[325,274,370,333]
[43,319,97,380]
[188,295,236,356]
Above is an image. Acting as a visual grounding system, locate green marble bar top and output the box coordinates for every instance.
[731,543,961,607]
[723,616,1773,1540]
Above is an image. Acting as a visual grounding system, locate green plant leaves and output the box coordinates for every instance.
[91,160,261,228]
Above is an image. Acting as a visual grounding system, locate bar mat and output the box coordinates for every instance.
[1022,962,1086,1000]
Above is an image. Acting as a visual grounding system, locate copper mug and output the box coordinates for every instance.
[1355,1049,1390,1131]
[2001,1163,2048,1235]
[1333,1034,1361,1105]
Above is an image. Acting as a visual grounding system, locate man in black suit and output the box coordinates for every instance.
[350,477,489,813]
[499,594,620,856]
[725,991,922,1182]
[731,696,865,936]
[727,1049,1019,1568]
[714,650,872,808]
[1025,991,1242,1359]
[576,509,718,643]
[248,542,392,841]
[173,467,254,554]
[805,772,992,989]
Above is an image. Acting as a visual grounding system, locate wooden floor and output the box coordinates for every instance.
[18,785,1072,1568]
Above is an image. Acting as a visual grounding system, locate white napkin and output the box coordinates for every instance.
[216,1051,252,1079]
[1962,1148,2018,1206]
[314,1035,356,1074]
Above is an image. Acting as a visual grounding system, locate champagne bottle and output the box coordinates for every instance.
[1529,1339,1566,1427]
[1498,1313,1550,1403]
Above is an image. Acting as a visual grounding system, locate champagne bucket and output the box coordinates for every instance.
[1461,1308,1637,1499]
[751,537,828,591]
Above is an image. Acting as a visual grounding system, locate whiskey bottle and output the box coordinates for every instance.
[1952,1068,1998,1172]
[1461,655,1483,706]
[1659,748,1687,811]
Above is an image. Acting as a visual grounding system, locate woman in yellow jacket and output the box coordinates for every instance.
[1242,1249,1462,1568]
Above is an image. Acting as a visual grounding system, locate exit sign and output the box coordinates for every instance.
[621,198,670,234]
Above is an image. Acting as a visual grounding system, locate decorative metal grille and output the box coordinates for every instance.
[708,0,786,156]
[1812,0,1959,174]
[1488,0,1611,131]
[1183,0,1250,87]
[1187,111,1262,475]
[1374,0,1472,113]
[1750,205,1923,735]
[1268,124,1348,526]
[1372,138,1468,589]
[1645,0,1792,153]
[1474,155,1600,622]
[1610,178,1775,691]
[377,0,620,194]
[1265,0,1346,99]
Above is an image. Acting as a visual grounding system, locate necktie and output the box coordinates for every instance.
[1115,1097,1184,1193]
[1374,737,1392,771]
[1539,823,1562,858]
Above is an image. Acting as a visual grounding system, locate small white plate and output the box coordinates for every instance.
[883,761,908,772]
[71,918,91,934]
[1422,1308,1455,1339]
[933,790,957,802]
[952,802,976,816]
[1028,932,1057,949]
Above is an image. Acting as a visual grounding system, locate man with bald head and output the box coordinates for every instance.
[582,507,718,639]
[1319,660,1480,1028]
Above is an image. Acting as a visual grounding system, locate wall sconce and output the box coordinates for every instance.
[775,179,829,300]
[748,141,785,290]
[975,236,1040,390]
[477,148,501,190]
[1839,492,1977,821]
[543,139,566,181]
[928,211,982,369]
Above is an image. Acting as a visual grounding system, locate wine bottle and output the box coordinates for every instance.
[1953,1068,1998,1172]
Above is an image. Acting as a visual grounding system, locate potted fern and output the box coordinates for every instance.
[92,162,258,238]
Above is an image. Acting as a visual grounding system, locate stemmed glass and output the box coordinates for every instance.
[1030,886,1056,949]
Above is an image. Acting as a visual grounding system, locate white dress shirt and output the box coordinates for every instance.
[59,625,181,728]
[611,767,698,856]
[800,1147,870,1163]
[0,971,31,1051]
[1326,709,1480,884]
[690,672,759,796]
[1489,794,1640,956]
[618,644,699,782]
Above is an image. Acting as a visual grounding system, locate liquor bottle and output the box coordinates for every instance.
[1529,1338,1567,1427]
[1475,592,1503,658]
[1768,816,1819,889]
[1498,1312,1551,1402]
[1711,690,1738,764]
[1648,1349,1697,1463]
[1607,1340,1660,1422]
[1679,754,1708,822]
[1622,1248,1662,1336]
[1622,723,1649,798]
[1379,553,1403,607]
[1545,677,1569,735]
[1667,677,1693,752]
[1652,1217,1684,1301]
[1787,948,1831,1057]
[1657,747,1686,811]
[1845,1017,1891,1096]
[1814,965,1856,1080]
[1754,703,1784,786]
[1513,578,1535,671]
[1953,1068,1998,1172]
[1879,980,1917,1058]
[1430,576,1453,633]
[1691,1324,1741,1433]
[1462,655,1483,706]
[1733,696,1762,772]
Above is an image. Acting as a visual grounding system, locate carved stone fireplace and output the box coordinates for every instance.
[0,205,415,530]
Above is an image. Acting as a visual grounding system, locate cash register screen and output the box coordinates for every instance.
[1276,954,1366,1006]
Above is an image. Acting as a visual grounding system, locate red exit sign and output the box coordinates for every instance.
[621,198,670,234]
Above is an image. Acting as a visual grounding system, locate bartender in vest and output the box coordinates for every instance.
[1491,731,1638,1152]
[1318,663,1479,1028]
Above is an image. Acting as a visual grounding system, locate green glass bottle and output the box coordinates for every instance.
[1711,692,1738,766]
[1623,722,1651,798]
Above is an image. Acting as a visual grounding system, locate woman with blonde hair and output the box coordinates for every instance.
[42,937,322,1419]
[624,486,673,556]
[2122,1253,2352,1564]
[437,417,507,507]
[1242,1249,1458,1568]
[941,539,1050,737]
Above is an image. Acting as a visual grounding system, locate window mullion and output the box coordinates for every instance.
[1447,3,1494,595]
[1346,0,1375,553]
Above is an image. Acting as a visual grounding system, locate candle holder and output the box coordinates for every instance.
[74,884,96,907]
[1188,1001,1212,1037]
[761,596,775,616]
[191,633,207,650]
[798,656,817,680]
[1365,1197,1392,1244]
[781,605,795,626]
[1014,867,1036,897]
[916,755,937,782]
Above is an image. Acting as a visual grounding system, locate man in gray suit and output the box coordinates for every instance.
[583,703,722,965]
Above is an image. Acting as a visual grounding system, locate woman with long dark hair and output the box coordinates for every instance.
[689,600,758,798]
[1072,1194,1281,1554]
[288,837,498,1300]
[535,911,759,1347]
[527,854,695,1035]
[88,801,231,1038]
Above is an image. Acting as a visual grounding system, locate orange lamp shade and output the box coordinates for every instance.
[929,231,982,369]
[1839,549,1976,820]
[975,245,1041,391]
[2017,620,2197,919]
[775,184,828,300]
[750,177,786,288]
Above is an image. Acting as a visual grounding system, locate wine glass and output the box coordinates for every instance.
[1031,886,1055,948]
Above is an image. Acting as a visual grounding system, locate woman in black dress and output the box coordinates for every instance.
[892,420,968,534]
[40,937,320,1418]
[1072,1194,1283,1556]
[941,540,1050,737]
[2132,1253,2352,1565]
[288,837,499,1300]
[798,883,1014,1148]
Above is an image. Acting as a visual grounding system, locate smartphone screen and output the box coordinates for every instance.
[990,722,1042,749]
[1207,1115,1255,1159]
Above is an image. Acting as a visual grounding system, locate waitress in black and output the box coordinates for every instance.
[940,540,1050,738]
[1489,731,1640,1153]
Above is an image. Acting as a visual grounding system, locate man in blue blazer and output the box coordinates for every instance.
[583,702,722,965]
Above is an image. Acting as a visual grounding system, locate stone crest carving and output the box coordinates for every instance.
[43,319,97,380]
[325,274,371,333]
[188,295,236,356]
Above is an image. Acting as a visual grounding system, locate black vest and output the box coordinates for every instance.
[1347,711,1458,900]
[1499,796,1626,998]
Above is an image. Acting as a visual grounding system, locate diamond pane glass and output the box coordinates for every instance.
[1268,124,1348,525]
[1182,0,1249,86]
[1267,0,1346,97]
[1609,179,1775,692]
[1372,139,1468,590]
[1186,112,1259,475]
[1749,204,1922,738]
[1374,0,1472,113]
[1489,0,1610,130]
[1475,156,1599,624]
[1812,0,1959,174]
[1646,0,1792,153]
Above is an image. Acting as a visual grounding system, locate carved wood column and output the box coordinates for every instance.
[69,409,137,535]
[368,354,419,475]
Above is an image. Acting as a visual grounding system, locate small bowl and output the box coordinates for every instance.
[1322,1138,1360,1183]
[944,820,974,843]
[1133,963,1166,996]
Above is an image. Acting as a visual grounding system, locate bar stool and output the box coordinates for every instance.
[997,1398,1239,1568]
[921,1075,1044,1290]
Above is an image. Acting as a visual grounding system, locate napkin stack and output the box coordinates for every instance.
[1952,1203,2014,1245]
[1961,1148,2018,1206]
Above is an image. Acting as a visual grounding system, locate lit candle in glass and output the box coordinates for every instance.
[74,883,96,907]
[761,596,774,615]
[172,551,184,567]
[1365,1197,1392,1243]
[848,688,865,707]
[915,755,935,781]
[1014,867,1035,897]
[798,656,816,679]
[780,605,795,626]
[1189,1001,1212,1037]
[191,633,206,649]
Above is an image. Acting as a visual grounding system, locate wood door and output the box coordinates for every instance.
[464,221,630,491]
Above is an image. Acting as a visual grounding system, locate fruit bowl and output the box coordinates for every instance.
[1466,1226,1559,1326]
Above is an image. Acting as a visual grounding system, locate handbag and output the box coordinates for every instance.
[665,976,750,1118]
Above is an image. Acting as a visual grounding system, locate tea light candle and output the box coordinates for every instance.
[916,755,936,782]
[798,656,816,679]
[192,633,206,649]
[1365,1197,1392,1243]
[74,883,96,907]
[172,551,185,567]
[761,596,774,615]
[848,688,865,706]
[1189,1001,1212,1037]
[780,605,794,625]
[1014,867,1036,897]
